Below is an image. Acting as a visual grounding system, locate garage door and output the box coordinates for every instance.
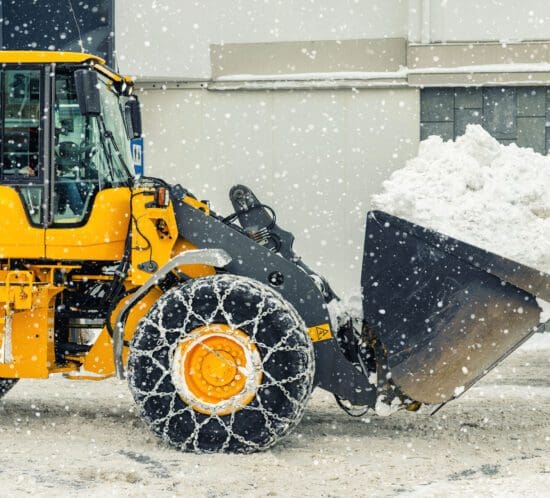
[420,87,549,154]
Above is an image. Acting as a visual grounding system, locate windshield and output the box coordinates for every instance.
[96,74,133,182]
[52,68,132,224]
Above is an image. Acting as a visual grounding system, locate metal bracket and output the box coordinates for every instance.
[113,248,232,378]
[137,261,158,273]
[229,184,296,259]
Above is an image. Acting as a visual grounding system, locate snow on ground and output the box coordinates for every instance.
[520,332,550,351]
[0,348,547,497]
[372,125,550,273]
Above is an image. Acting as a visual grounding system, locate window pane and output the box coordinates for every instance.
[0,68,43,224]
[19,186,43,225]
[1,69,41,179]
[53,72,99,224]
[53,70,131,225]
[420,87,548,154]
[98,76,132,183]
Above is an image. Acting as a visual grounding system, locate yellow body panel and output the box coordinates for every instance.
[307,323,333,343]
[130,191,215,284]
[171,238,216,278]
[0,51,132,89]
[0,271,34,309]
[0,285,64,378]
[183,195,210,215]
[94,64,129,84]
[45,188,131,261]
[0,50,105,65]
[130,190,179,284]
[0,187,44,258]
[75,287,162,378]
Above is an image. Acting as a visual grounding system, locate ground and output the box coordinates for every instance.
[0,341,548,497]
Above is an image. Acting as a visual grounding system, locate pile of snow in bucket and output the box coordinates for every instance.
[372,124,550,273]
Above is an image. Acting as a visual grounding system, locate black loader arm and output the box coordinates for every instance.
[228,184,297,260]
[171,185,376,407]
[228,184,339,303]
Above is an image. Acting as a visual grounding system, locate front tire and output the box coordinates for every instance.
[128,274,314,453]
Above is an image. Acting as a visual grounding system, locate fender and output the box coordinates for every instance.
[113,248,232,377]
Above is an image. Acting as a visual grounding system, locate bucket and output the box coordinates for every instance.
[361,211,546,404]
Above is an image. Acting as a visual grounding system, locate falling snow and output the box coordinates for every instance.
[0,1,549,496]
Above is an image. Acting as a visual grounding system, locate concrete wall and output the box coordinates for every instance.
[116,0,550,77]
[138,86,419,293]
[429,0,550,43]
[116,0,408,79]
[116,0,550,294]
[116,1,419,294]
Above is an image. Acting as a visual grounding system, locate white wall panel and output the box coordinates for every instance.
[116,0,408,78]
[139,87,419,293]
[429,0,550,42]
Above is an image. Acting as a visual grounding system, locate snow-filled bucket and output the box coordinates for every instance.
[361,210,548,405]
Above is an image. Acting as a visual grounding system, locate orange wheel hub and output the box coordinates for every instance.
[172,324,263,416]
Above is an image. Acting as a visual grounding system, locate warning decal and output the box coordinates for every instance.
[307,323,332,343]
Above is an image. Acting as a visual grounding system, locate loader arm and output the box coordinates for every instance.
[171,189,377,406]
[228,184,339,302]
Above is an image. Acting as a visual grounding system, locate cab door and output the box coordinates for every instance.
[0,65,47,258]
[44,67,131,261]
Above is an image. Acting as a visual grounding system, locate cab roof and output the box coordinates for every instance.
[0,50,132,87]
[0,50,105,65]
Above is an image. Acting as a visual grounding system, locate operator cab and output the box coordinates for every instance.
[0,52,139,229]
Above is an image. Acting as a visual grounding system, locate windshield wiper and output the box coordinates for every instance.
[97,116,132,186]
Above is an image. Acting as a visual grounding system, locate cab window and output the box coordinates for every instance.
[53,70,131,224]
[53,72,97,224]
[0,68,43,224]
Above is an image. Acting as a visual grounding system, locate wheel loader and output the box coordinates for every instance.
[0,50,546,453]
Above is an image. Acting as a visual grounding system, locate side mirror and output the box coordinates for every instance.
[125,97,142,138]
[74,69,101,116]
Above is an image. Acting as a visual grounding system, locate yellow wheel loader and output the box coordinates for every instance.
[0,51,546,453]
